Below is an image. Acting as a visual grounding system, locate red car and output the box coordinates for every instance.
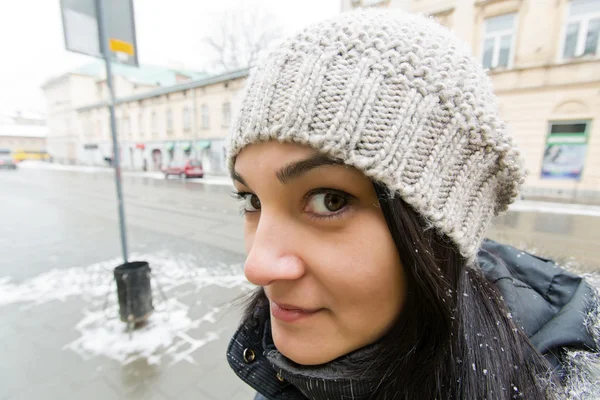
[163,160,204,179]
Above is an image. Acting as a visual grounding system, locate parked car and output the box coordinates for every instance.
[162,160,204,179]
[0,150,17,170]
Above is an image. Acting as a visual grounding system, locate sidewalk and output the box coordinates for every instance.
[17,161,232,186]
[509,199,600,217]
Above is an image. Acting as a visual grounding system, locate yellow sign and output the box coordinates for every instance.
[109,38,135,56]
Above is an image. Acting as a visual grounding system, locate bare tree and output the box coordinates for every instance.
[204,7,282,73]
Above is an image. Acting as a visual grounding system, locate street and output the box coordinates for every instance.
[0,167,252,400]
[1,166,599,400]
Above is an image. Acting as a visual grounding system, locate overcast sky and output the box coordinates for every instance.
[0,0,341,114]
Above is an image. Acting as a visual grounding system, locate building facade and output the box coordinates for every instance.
[43,1,600,197]
[42,62,205,166]
[0,111,47,153]
[344,0,600,202]
[74,69,248,175]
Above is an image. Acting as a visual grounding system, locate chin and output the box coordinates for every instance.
[271,322,340,366]
[278,345,334,366]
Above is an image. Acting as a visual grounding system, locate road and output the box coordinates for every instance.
[0,167,599,400]
[0,167,252,400]
[0,167,244,281]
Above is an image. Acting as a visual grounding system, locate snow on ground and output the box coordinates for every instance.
[0,252,251,366]
[0,252,248,307]
[17,161,233,186]
[64,299,222,366]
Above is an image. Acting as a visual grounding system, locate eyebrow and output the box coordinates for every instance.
[231,170,248,186]
[232,153,342,187]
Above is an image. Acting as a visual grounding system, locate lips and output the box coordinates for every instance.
[270,301,322,323]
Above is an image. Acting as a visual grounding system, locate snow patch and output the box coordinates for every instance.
[64,298,222,366]
[0,252,249,307]
[0,252,251,366]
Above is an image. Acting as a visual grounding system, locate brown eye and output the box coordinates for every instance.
[243,194,261,212]
[324,193,347,212]
[308,192,349,214]
[250,195,261,210]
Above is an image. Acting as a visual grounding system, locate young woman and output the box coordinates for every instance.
[225,10,600,400]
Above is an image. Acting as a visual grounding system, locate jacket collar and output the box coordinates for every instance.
[226,304,381,400]
[227,240,600,399]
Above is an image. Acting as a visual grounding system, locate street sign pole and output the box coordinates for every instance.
[95,0,129,263]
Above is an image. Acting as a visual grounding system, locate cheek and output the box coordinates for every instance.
[243,216,258,253]
[309,212,405,335]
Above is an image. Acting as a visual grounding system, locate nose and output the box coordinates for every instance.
[244,214,306,286]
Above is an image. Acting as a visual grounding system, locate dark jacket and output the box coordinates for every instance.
[227,239,600,399]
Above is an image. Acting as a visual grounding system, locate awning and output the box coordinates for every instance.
[165,142,175,151]
[196,140,211,150]
[181,142,192,151]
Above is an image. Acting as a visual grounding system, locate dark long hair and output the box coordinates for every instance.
[241,182,557,399]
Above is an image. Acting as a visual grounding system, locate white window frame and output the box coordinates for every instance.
[115,118,121,139]
[200,104,210,129]
[559,0,600,60]
[138,111,144,137]
[166,109,173,134]
[123,117,130,139]
[481,13,517,70]
[201,105,209,129]
[222,102,231,128]
[361,0,385,6]
[151,111,158,135]
[183,107,191,131]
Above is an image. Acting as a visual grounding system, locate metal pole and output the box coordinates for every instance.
[96,0,129,263]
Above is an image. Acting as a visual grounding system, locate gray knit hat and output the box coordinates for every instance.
[227,10,525,262]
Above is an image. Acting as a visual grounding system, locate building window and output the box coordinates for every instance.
[116,118,121,138]
[222,102,231,128]
[166,109,173,134]
[201,105,210,129]
[541,121,589,180]
[562,0,600,59]
[361,0,385,6]
[152,111,158,136]
[138,111,144,137]
[482,13,516,70]
[183,107,191,131]
[123,117,130,139]
[431,11,452,28]
[352,0,386,6]
[85,119,93,138]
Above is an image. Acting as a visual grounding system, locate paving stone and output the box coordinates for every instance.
[195,361,241,400]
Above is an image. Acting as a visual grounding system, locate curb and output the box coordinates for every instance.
[17,161,233,186]
[16,162,600,215]
[509,200,600,217]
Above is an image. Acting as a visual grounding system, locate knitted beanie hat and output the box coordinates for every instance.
[227,9,525,263]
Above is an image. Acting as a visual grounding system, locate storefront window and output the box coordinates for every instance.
[541,121,590,180]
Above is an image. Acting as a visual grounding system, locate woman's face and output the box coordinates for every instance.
[233,141,406,365]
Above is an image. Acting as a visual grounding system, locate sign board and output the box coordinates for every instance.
[60,0,139,66]
[541,121,589,180]
[60,0,138,263]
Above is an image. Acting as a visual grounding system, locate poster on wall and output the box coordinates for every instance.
[541,122,589,180]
